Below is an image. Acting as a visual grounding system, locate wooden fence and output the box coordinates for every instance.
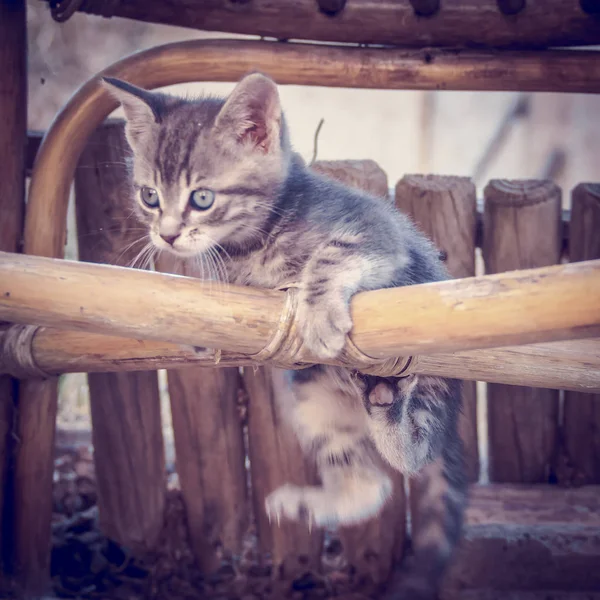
[6,120,596,591]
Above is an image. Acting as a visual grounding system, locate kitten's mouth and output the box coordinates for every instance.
[152,232,215,258]
[161,245,202,258]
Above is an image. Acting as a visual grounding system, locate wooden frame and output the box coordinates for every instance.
[46,0,600,49]
[6,19,600,596]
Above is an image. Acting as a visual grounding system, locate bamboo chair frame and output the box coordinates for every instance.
[4,37,596,389]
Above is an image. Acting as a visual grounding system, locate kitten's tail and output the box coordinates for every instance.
[408,433,467,597]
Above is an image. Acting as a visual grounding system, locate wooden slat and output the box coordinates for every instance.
[483,180,561,483]
[1,252,600,361]
[395,174,479,482]
[312,160,389,200]
[0,0,47,593]
[0,0,25,580]
[560,184,600,485]
[166,366,248,571]
[48,0,600,49]
[156,255,248,573]
[243,368,323,576]
[74,122,166,552]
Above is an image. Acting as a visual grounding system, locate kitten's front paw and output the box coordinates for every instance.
[296,296,352,361]
[265,484,315,527]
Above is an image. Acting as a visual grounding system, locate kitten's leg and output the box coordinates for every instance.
[265,366,393,527]
[295,236,394,360]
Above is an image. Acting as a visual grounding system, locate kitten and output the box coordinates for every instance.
[104,73,468,598]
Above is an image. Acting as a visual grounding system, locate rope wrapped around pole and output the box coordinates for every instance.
[0,251,599,377]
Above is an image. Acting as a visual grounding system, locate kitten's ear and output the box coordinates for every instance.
[102,77,164,146]
[215,73,282,152]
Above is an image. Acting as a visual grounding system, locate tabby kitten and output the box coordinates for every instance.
[104,73,467,598]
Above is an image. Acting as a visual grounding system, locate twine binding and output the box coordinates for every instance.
[0,324,50,380]
[250,286,415,378]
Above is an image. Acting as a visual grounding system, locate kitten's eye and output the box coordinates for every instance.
[140,186,160,208]
[189,189,215,210]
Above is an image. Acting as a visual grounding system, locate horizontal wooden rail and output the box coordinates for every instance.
[46,0,600,50]
[1,252,599,366]
[0,328,596,393]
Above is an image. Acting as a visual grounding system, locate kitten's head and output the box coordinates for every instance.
[103,73,291,257]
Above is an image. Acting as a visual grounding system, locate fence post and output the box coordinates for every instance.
[560,183,600,484]
[312,159,389,200]
[1,1,57,594]
[153,248,249,572]
[74,121,166,551]
[395,174,480,482]
[243,368,324,577]
[164,366,247,571]
[483,179,561,482]
[0,0,26,586]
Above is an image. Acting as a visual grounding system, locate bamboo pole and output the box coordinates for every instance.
[561,184,600,484]
[2,329,598,394]
[47,0,600,50]
[395,174,480,481]
[74,122,166,554]
[0,0,26,585]
[483,180,562,484]
[1,252,600,376]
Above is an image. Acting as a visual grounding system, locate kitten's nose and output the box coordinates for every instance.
[160,233,180,246]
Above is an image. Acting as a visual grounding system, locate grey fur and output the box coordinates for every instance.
[104,73,467,597]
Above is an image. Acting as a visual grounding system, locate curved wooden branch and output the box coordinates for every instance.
[1,252,599,365]
[25,39,600,262]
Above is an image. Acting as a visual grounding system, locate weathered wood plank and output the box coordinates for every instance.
[243,367,323,576]
[0,0,48,592]
[165,364,248,572]
[156,253,248,573]
[74,122,166,552]
[483,180,561,483]
[312,160,389,200]
[560,183,600,485]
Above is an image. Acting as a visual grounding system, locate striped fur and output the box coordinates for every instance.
[105,72,468,597]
